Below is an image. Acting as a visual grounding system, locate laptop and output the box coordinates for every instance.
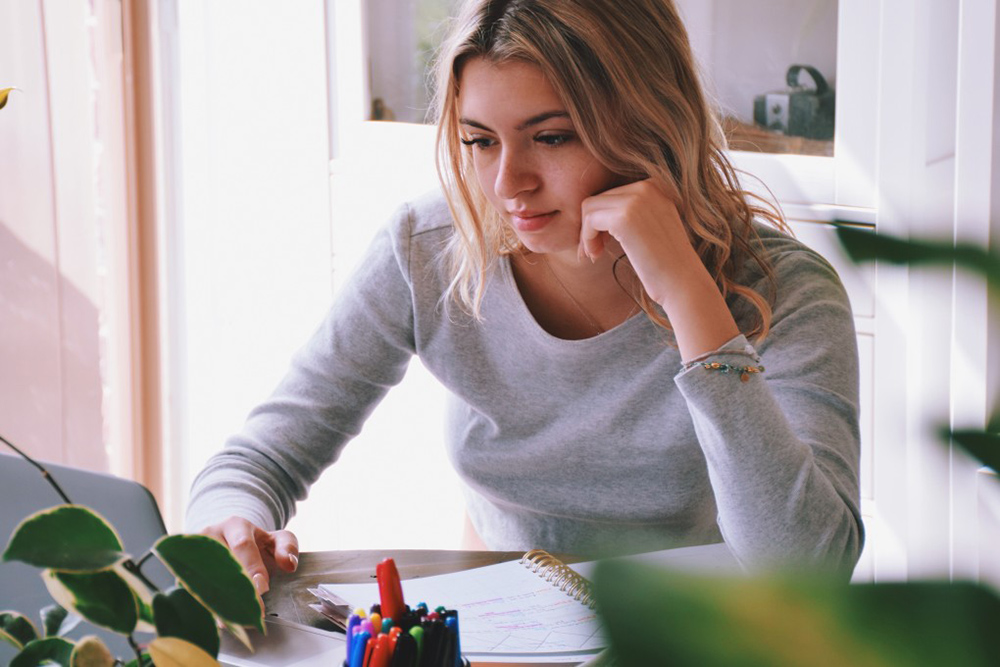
[0,453,344,666]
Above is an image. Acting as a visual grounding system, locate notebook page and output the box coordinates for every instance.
[317,559,603,660]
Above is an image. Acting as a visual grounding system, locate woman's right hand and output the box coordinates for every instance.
[201,516,299,596]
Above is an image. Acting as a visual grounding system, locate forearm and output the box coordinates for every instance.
[675,337,863,576]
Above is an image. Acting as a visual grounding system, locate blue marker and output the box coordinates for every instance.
[349,630,371,667]
[445,614,462,667]
[345,613,362,659]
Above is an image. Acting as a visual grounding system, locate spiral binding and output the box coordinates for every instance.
[520,549,596,609]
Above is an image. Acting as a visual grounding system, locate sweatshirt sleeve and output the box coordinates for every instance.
[184,205,420,533]
[674,245,864,577]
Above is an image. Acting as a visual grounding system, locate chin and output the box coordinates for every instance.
[512,230,580,257]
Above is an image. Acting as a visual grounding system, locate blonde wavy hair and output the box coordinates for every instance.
[431,0,786,341]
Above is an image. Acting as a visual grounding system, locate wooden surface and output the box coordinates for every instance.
[263,549,528,629]
[722,116,834,157]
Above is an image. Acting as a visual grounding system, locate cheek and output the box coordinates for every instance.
[579,162,621,197]
[472,155,499,201]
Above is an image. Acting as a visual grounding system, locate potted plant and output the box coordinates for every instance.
[1,436,263,667]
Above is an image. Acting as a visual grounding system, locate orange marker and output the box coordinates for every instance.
[376,557,407,622]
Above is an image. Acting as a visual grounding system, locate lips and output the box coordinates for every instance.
[508,209,557,233]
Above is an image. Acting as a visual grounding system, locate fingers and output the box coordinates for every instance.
[579,227,606,262]
[202,517,276,595]
[271,530,300,573]
[579,183,639,261]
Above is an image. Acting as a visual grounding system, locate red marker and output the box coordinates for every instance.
[369,632,393,667]
[376,557,407,622]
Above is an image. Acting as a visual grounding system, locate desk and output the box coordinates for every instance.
[221,544,737,666]
[266,549,531,630]
[222,549,593,667]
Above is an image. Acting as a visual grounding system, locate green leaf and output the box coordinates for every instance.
[594,559,1000,667]
[0,87,16,110]
[112,561,156,634]
[41,604,69,637]
[121,655,154,667]
[10,637,75,667]
[836,225,1000,288]
[42,569,138,635]
[153,535,263,631]
[146,636,219,667]
[946,429,1000,471]
[152,587,221,658]
[136,597,155,631]
[220,619,253,652]
[1,611,39,649]
[3,506,125,571]
[69,635,115,667]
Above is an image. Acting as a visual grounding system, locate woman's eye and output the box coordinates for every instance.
[460,137,495,150]
[536,134,572,147]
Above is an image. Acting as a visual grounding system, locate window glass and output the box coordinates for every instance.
[366,0,839,158]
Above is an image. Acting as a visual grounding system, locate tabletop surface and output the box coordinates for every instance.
[263,548,547,629]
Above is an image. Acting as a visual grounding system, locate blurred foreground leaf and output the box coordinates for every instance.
[0,611,39,649]
[10,636,75,667]
[946,429,1000,471]
[3,506,125,571]
[69,635,115,667]
[153,587,221,658]
[153,534,264,631]
[836,225,1000,288]
[594,559,1000,667]
[147,636,218,667]
[0,87,15,110]
[41,604,71,637]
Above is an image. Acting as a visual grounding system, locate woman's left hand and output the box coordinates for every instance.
[580,179,739,359]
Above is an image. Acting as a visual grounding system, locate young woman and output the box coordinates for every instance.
[187,0,863,594]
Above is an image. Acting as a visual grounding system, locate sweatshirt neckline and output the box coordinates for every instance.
[497,255,647,349]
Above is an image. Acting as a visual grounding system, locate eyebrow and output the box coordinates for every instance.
[459,110,571,132]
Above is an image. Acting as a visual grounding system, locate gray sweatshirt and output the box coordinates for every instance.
[186,190,863,574]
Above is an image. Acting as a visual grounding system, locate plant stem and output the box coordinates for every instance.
[123,557,161,593]
[0,432,72,503]
[127,635,143,666]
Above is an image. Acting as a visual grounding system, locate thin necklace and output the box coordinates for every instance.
[541,255,605,336]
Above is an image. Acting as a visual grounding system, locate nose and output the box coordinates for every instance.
[494,150,539,200]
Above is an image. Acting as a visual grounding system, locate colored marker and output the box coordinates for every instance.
[445,614,461,667]
[369,632,394,667]
[390,631,418,667]
[370,612,383,635]
[422,620,444,667]
[345,613,362,659]
[377,557,407,622]
[363,635,376,667]
[348,630,370,667]
[408,625,424,665]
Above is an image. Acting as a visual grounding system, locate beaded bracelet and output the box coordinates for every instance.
[698,361,765,383]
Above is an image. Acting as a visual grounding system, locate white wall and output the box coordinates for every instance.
[676,0,839,122]
[168,0,335,531]
[0,1,117,473]
[167,1,467,549]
